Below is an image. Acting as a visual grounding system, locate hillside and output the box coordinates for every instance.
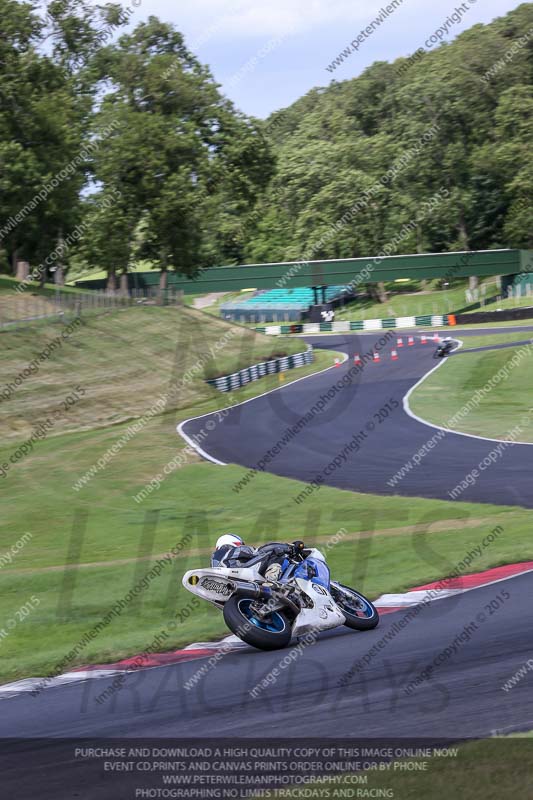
[243,3,532,265]
[0,305,306,440]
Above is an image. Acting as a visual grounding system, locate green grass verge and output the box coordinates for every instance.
[435,319,533,331]
[0,305,308,440]
[280,738,533,799]
[1,397,532,683]
[468,294,533,313]
[332,281,499,322]
[0,275,86,296]
[410,332,533,440]
[1,307,532,685]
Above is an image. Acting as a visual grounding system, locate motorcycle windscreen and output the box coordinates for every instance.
[294,557,330,589]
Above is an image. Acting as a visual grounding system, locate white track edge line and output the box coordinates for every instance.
[2,565,532,699]
[374,566,533,608]
[403,338,533,447]
[177,351,350,465]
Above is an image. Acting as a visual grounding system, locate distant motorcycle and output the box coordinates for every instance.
[434,339,455,358]
[183,541,379,651]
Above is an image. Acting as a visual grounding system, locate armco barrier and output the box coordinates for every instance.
[255,314,449,335]
[206,348,314,392]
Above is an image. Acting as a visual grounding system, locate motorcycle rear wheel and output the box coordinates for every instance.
[223,593,293,650]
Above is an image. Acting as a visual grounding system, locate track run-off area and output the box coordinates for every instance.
[1,324,532,796]
[180,326,533,509]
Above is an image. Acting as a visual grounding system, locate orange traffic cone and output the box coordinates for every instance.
[408,336,415,346]
[391,349,399,361]
[354,354,362,366]
[373,352,380,363]
[334,358,341,368]
[433,333,439,342]
[421,334,427,344]
[397,337,404,348]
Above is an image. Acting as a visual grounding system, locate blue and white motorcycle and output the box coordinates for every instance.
[182,541,379,651]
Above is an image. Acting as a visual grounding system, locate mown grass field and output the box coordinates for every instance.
[0,305,308,439]
[332,280,499,321]
[0,275,85,296]
[410,332,533,440]
[282,737,533,800]
[0,275,100,325]
[468,294,533,313]
[1,306,532,685]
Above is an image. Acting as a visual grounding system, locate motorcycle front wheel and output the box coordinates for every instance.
[331,583,379,630]
[223,593,293,650]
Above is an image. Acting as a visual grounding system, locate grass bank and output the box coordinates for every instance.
[1,307,532,684]
[409,332,533,440]
[0,305,309,440]
[282,737,533,799]
[332,281,499,321]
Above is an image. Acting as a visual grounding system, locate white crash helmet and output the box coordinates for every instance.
[215,533,244,549]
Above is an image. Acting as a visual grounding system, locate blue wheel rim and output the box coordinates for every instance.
[341,591,374,619]
[238,599,286,633]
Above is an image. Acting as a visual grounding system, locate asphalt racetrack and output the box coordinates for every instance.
[1,569,532,799]
[181,326,533,508]
[1,327,533,799]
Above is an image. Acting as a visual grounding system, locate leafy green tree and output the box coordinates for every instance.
[86,16,273,288]
[243,3,532,290]
[0,0,128,278]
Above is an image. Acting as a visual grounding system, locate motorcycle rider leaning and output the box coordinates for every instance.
[211,534,291,582]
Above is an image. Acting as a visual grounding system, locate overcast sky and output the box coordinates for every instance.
[128,0,523,118]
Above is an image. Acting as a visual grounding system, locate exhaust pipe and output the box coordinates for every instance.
[233,582,269,600]
[233,583,300,617]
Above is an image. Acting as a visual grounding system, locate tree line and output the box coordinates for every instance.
[0,1,531,290]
